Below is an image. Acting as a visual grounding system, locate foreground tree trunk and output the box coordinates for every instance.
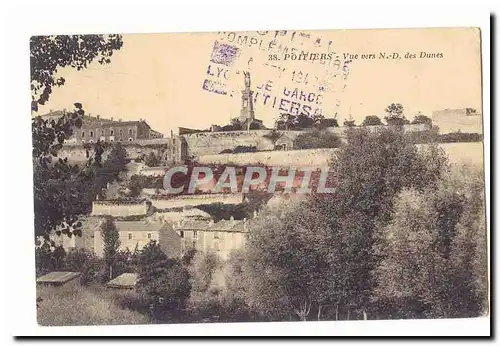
[295,300,311,321]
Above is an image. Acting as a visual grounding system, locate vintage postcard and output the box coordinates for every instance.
[31,28,488,328]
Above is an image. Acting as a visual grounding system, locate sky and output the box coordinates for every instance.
[36,28,482,136]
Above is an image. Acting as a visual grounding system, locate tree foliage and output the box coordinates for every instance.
[362,115,383,126]
[136,241,191,322]
[31,34,123,240]
[310,127,449,317]
[374,165,487,318]
[294,130,342,149]
[384,103,409,125]
[31,35,123,112]
[100,216,120,280]
[244,200,333,321]
[144,152,160,167]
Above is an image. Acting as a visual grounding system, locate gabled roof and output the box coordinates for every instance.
[275,133,294,144]
[113,220,170,232]
[174,219,210,230]
[208,219,244,232]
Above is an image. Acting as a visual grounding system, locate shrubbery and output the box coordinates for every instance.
[294,130,342,149]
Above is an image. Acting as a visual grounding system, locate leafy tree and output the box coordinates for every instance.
[187,251,224,319]
[374,165,487,318]
[384,103,404,118]
[294,130,342,149]
[31,35,123,112]
[362,115,383,126]
[31,35,123,239]
[384,103,409,125]
[144,152,160,167]
[100,216,120,280]
[343,119,356,127]
[249,122,261,130]
[136,241,191,322]
[411,113,432,125]
[311,127,448,318]
[276,113,297,130]
[316,118,339,128]
[244,200,333,321]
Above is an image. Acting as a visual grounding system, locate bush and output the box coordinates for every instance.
[294,130,342,149]
[233,145,257,153]
[438,132,483,143]
[144,152,160,167]
[362,115,383,126]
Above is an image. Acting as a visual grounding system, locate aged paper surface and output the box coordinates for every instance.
[31,28,487,327]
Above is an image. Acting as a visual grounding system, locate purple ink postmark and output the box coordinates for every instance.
[202,79,227,95]
[210,41,239,66]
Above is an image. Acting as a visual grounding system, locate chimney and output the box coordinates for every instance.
[63,108,67,113]
[88,113,91,117]
[110,117,114,121]
[119,118,122,122]
[96,114,100,120]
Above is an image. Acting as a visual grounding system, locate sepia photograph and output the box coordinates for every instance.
[27,26,489,331]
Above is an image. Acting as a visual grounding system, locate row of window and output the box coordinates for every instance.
[81,129,134,138]
[82,138,134,144]
[127,232,152,240]
[179,231,220,239]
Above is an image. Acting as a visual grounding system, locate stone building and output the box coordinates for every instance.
[93,219,181,258]
[174,217,249,260]
[39,110,164,144]
[274,133,295,150]
[163,134,188,164]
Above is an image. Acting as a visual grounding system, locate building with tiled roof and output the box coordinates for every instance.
[93,219,181,258]
[174,216,249,260]
[39,110,164,145]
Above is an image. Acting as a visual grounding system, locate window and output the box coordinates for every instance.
[101,130,105,136]
[147,233,152,239]
[110,130,114,136]
[81,131,85,138]
[128,138,133,141]
[192,241,196,249]
[215,242,220,252]
[213,231,219,239]
[129,128,133,135]
[90,131,94,137]
[128,233,132,240]
[193,231,198,239]
[180,231,184,238]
